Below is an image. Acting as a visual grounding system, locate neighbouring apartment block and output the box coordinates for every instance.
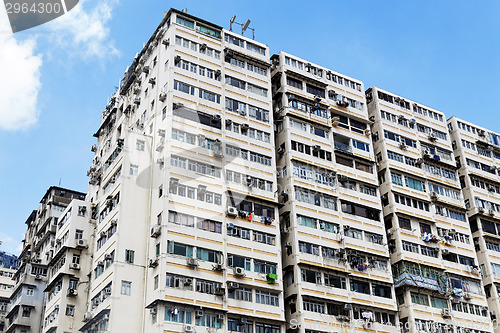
[448,117,500,333]
[271,52,398,333]
[367,87,493,333]
[5,7,500,333]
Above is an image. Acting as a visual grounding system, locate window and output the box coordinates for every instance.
[176,16,194,29]
[411,292,429,306]
[22,306,31,317]
[350,279,370,294]
[255,290,279,306]
[65,305,75,316]
[227,254,251,270]
[228,287,252,302]
[136,140,145,151]
[165,307,192,324]
[372,284,392,298]
[324,274,346,289]
[121,281,131,295]
[197,248,221,263]
[167,241,193,258]
[75,229,83,240]
[125,250,135,263]
[130,164,138,176]
[254,260,277,274]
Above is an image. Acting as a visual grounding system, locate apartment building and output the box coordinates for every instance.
[448,117,500,332]
[83,8,284,333]
[40,199,92,333]
[367,87,493,333]
[7,187,86,333]
[0,252,17,333]
[270,53,398,333]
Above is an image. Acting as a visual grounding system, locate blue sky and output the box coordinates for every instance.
[1,0,499,255]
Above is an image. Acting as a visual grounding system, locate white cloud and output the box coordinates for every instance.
[0,0,119,131]
[47,0,120,60]
[0,33,42,131]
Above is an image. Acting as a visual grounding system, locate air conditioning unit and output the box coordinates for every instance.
[364,129,371,136]
[212,114,222,121]
[150,307,157,315]
[313,145,321,151]
[187,258,199,267]
[148,78,156,85]
[227,206,238,217]
[331,116,340,126]
[217,313,225,321]
[430,192,439,200]
[184,325,194,332]
[161,39,169,46]
[277,147,285,155]
[463,292,471,300]
[214,287,225,296]
[142,66,150,74]
[478,207,485,213]
[343,225,350,230]
[399,142,407,150]
[241,123,250,132]
[227,282,239,290]
[70,263,80,270]
[67,288,78,297]
[149,258,159,268]
[133,85,141,94]
[441,308,451,318]
[35,274,42,280]
[428,133,438,141]
[213,263,224,271]
[233,267,246,277]
[337,174,348,182]
[104,253,112,260]
[441,249,449,256]
[159,92,167,102]
[415,158,424,166]
[336,99,349,107]
[184,278,193,286]
[151,226,161,238]
[83,312,92,322]
[489,209,495,216]
[156,158,164,165]
[200,43,207,51]
[133,98,141,105]
[240,109,247,116]
[488,185,496,192]
[196,310,204,317]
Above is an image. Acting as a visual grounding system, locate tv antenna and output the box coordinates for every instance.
[229,16,255,40]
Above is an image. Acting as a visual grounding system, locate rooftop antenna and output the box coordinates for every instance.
[229,16,255,40]
[229,15,236,31]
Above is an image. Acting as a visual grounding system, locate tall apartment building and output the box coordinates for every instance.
[6,187,86,333]
[448,117,500,332]
[0,252,17,333]
[270,53,398,332]
[367,87,493,333]
[83,8,284,333]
